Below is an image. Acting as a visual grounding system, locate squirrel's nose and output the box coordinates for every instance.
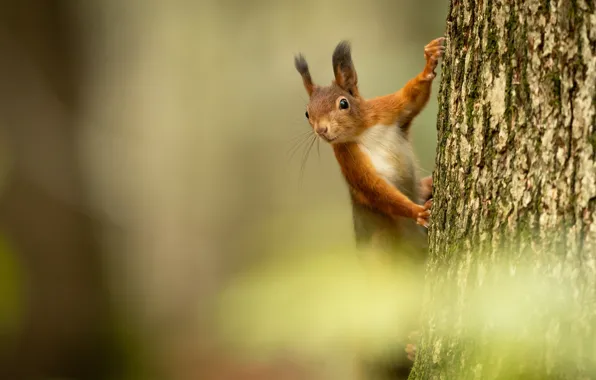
[315,126,328,135]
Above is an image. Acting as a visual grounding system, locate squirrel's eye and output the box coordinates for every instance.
[305,111,309,119]
[339,98,349,110]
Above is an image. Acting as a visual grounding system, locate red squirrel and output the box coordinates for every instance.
[294,37,444,252]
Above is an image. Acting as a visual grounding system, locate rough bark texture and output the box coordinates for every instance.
[411,0,596,378]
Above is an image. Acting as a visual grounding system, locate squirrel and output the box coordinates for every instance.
[294,37,444,254]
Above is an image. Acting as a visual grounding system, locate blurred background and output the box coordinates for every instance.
[0,1,447,379]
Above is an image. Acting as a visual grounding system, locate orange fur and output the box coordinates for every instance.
[293,40,442,371]
[364,72,434,133]
[333,142,424,219]
[295,37,444,228]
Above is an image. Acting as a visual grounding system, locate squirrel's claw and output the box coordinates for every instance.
[416,199,433,228]
[423,37,446,80]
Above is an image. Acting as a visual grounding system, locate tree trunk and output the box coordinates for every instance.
[411,0,596,378]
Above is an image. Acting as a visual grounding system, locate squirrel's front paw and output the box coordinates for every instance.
[423,37,445,80]
[416,200,432,228]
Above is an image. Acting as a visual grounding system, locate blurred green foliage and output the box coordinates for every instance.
[216,244,596,378]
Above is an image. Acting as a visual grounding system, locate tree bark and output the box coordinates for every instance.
[411,0,596,378]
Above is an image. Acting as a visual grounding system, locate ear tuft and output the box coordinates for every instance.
[294,53,314,97]
[294,54,310,76]
[332,40,352,71]
[332,40,359,96]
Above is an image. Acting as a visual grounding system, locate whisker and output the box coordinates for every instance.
[299,135,317,184]
[298,135,317,182]
[286,132,314,162]
[287,130,314,148]
[287,130,312,143]
[316,138,321,162]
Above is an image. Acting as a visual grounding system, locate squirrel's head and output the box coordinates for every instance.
[294,41,365,144]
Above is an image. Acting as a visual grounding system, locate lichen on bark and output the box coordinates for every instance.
[410,0,596,378]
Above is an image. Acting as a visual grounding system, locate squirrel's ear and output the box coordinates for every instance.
[332,41,359,97]
[294,54,314,97]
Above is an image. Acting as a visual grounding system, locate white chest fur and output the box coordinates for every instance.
[356,124,417,191]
